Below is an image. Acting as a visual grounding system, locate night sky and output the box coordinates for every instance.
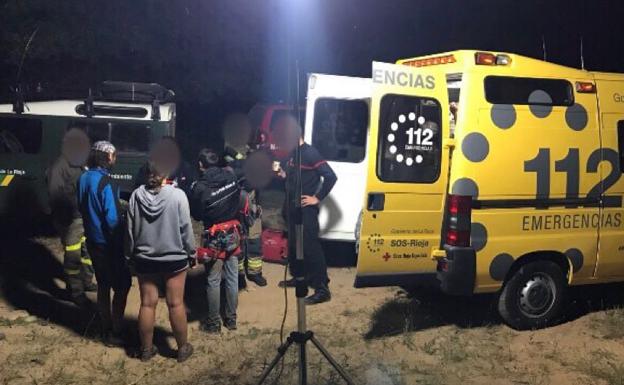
[1,0,622,147]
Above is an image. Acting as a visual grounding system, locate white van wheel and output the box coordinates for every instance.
[498,260,566,330]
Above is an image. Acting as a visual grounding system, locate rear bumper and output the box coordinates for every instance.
[354,272,439,288]
[436,245,476,296]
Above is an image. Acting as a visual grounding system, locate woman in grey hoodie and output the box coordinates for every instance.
[126,161,196,362]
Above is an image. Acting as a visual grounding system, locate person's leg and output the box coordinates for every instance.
[75,218,95,291]
[303,207,328,288]
[222,255,239,329]
[97,284,112,331]
[238,242,247,290]
[138,274,159,351]
[165,269,188,348]
[88,244,114,332]
[204,259,224,330]
[111,251,132,335]
[246,237,267,286]
[62,220,87,302]
[302,207,330,304]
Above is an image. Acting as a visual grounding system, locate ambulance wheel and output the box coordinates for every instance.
[497,260,566,330]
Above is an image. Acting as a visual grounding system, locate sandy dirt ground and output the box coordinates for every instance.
[2,233,624,385]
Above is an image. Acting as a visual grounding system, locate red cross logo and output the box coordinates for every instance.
[382,253,391,262]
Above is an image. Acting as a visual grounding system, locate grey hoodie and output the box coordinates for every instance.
[126,184,196,264]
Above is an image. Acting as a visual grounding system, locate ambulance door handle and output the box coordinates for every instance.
[367,193,385,211]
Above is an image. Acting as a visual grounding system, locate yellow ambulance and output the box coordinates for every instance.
[354,50,624,329]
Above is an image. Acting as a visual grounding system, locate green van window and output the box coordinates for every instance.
[0,117,43,154]
[68,120,150,153]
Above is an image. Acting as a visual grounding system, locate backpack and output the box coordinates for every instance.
[190,168,240,226]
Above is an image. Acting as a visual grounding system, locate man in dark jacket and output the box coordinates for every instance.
[190,149,241,333]
[275,114,338,305]
[78,141,131,346]
[47,128,96,306]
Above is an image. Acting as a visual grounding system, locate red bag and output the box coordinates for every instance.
[261,229,287,264]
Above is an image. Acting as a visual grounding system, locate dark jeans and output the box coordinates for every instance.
[287,206,329,290]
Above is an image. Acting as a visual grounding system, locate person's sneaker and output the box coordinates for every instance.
[304,288,331,305]
[103,331,125,347]
[177,343,194,363]
[83,282,98,292]
[247,274,267,287]
[238,274,247,290]
[224,319,237,331]
[140,345,159,362]
[278,278,297,288]
[200,322,221,334]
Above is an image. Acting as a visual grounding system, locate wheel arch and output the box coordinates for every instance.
[503,250,572,285]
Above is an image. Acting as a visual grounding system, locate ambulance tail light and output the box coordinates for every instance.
[445,194,472,247]
[475,52,496,66]
[576,81,596,93]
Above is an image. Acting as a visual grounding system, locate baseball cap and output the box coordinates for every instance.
[92,140,116,154]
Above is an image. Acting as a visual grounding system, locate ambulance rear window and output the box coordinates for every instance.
[485,76,574,106]
[312,98,368,163]
[377,95,442,183]
[0,117,43,154]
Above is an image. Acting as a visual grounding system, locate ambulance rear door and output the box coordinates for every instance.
[304,74,372,242]
[355,62,450,288]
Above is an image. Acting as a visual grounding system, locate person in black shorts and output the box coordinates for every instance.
[126,161,197,362]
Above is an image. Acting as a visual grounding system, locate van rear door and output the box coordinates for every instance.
[304,74,371,242]
[355,62,450,288]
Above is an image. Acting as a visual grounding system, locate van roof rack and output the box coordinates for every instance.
[1,81,175,108]
[100,81,175,104]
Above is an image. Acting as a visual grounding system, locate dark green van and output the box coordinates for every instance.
[0,82,176,219]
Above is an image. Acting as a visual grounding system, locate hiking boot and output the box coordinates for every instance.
[304,287,331,305]
[83,282,98,292]
[200,322,221,334]
[177,343,194,363]
[238,274,247,290]
[140,345,159,362]
[224,319,237,331]
[247,274,267,287]
[71,294,92,308]
[278,278,297,288]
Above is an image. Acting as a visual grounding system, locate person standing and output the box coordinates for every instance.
[78,141,131,346]
[134,136,197,196]
[126,161,196,362]
[223,113,267,288]
[190,149,241,333]
[275,115,337,305]
[47,128,96,306]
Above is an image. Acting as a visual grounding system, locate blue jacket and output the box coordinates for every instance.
[77,168,121,245]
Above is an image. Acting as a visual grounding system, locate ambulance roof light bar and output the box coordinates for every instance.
[402,54,456,68]
[475,52,512,66]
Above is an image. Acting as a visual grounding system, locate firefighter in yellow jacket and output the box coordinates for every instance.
[223,114,267,288]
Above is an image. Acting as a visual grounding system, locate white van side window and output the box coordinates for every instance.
[377,94,442,183]
[312,99,368,163]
